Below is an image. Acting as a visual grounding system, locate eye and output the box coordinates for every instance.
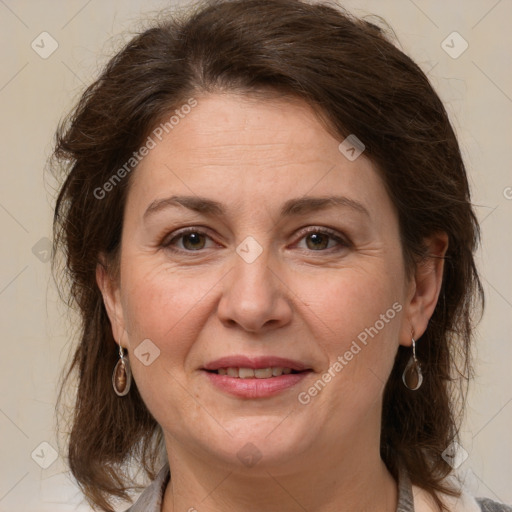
[294,227,350,252]
[162,226,350,254]
[162,228,216,252]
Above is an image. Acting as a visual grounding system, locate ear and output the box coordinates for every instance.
[96,256,126,347]
[400,232,449,347]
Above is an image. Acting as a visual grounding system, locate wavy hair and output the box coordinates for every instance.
[52,0,484,510]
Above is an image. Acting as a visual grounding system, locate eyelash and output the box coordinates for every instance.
[161,226,351,254]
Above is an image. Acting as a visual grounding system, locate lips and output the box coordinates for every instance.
[202,355,312,398]
[203,355,309,373]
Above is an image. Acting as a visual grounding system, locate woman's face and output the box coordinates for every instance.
[100,93,435,472]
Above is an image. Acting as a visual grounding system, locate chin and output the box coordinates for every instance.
[195,415,318,471]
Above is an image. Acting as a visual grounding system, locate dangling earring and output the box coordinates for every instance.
[402,337,423,390]
[112,344,132,396]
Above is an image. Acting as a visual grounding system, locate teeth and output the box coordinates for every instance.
[254,367,273,378]
[239,368,255,379]
[216,367,295,378]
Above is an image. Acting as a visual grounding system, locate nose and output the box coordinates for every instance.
[216,245,293,333]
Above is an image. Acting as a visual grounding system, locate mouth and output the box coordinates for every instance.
[206,366,302,378]
[202,356,312,398]
[202,355,310,375]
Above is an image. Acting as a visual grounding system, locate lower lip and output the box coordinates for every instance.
[203,371,310,398]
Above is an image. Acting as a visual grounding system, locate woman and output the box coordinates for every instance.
[51,0,511,511]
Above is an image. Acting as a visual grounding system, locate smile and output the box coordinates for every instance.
[204,370,310,398]
[210,367,298,378]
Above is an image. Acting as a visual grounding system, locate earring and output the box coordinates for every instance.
[112,344,132,396]
[402,337,423,391]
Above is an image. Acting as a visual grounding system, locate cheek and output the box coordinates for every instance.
[118,266,217,426]
[120,260,219,351]
[299,266,403,343]
[296,265,404,406]
[119,263,219,426]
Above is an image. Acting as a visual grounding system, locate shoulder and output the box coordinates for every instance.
[123,464,170,512]
[411,477,512,512]
[476,497,512,512]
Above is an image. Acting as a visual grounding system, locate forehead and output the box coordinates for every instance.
[125,93,393,222]
[144,94,336,167]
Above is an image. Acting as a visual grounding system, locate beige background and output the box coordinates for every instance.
[0,0,510,510]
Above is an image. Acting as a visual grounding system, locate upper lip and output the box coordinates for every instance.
[203,355,309,372]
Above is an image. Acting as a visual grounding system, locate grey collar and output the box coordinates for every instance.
[396,463,415,512]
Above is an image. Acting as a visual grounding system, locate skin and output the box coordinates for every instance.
[97,93,448,512]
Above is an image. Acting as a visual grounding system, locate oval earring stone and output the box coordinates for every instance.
[402,357,423,391]
[113,358,132,396]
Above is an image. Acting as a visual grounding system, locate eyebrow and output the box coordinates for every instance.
[143,194,370,221]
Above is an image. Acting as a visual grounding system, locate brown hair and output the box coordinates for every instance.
[52,0,483,510]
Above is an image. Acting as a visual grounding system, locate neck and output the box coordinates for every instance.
[161,423,397,512]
